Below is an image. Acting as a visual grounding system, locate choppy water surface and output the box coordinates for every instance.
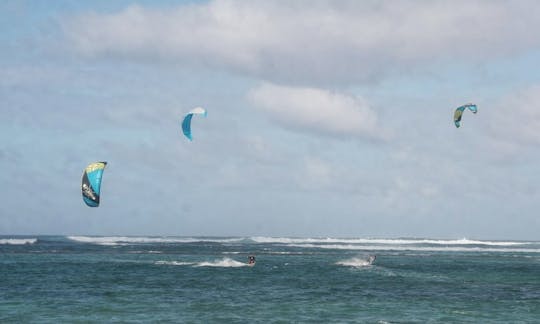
[1,236,539,323]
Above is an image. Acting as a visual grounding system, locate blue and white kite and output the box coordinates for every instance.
[453,103,477,128]
[182,107,207,141]
[82,161,107,207]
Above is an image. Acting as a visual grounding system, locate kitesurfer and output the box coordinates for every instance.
[247,255,256,266]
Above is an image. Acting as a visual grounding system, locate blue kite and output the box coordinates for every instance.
[454,103,477,128]
[82,161,107,207]
[182,107,207,141]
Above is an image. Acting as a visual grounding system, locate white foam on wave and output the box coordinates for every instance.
[66,236,532,246]
[288,244,540,253]
[0,238,37,245]
[67,236,244,245]
[155,258,248,267]
[250,236,531,246]
[155,260,194,266]
[195,258,248,267]
[336,257,373,267]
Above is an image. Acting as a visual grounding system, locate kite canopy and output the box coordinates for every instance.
[454,103,477,128]
[81,161,107,207]
[182,107,207,141]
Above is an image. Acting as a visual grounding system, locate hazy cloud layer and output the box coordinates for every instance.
[64,0,540,84]
[487,85,540,151]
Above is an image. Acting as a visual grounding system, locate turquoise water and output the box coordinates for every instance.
[1,236,539,323]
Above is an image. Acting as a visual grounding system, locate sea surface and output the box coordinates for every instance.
[1,236,539,323]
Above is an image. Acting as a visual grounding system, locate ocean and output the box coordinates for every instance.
[1,236,539,323]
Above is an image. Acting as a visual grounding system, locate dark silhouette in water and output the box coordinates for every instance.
[248,255,256,266]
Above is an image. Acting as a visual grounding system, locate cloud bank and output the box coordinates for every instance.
[64,0,540,85]
[248,83,385,139]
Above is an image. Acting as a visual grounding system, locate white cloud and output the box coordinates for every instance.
[63,0,540,84]
[248,83,386,139]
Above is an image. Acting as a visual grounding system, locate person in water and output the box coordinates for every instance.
[368,255,376,264]
[248,255,256,265]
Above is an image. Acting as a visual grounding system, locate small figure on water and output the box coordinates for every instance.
[247,255,256,266]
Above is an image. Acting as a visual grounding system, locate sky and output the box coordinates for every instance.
[1,0,540,239]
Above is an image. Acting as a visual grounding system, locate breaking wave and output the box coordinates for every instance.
[336,257,374,267]
[250,237,530,246]
[288,244,540,253]
[67,236,244,245]
[0,238,37,245]
[65,236,533,247]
